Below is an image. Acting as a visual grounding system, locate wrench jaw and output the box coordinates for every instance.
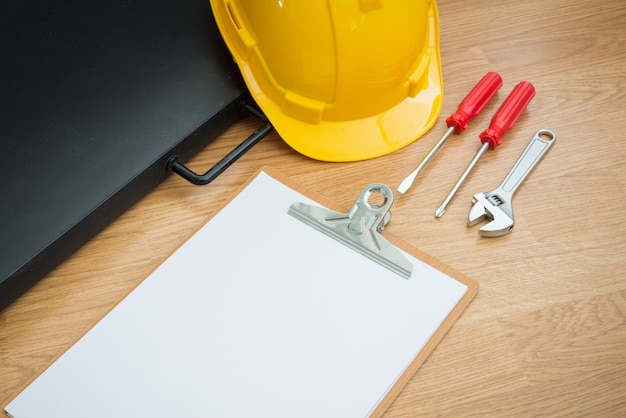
[478,214,514,237]
[468,195,490,226]
[468,192,514,237]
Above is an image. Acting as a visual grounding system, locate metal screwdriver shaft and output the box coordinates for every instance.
[435,81,536,218]
[398,125,454,194]
[435,141,489,218]
[398,72,502,194]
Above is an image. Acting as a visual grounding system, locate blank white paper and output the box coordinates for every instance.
[6,171,468,418]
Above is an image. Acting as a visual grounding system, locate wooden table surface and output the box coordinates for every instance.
[2,0,625,416]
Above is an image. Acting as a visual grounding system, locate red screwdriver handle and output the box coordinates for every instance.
[479,81,536,149]
[446,72,503,134]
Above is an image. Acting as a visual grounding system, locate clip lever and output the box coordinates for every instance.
[288,184,413,279]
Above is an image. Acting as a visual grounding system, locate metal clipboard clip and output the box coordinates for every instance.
[288,183,413,279]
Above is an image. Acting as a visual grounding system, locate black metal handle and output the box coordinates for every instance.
[167,104,273,185]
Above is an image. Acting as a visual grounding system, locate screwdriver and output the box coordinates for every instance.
[398,72,503,194]
[434,81,536,218]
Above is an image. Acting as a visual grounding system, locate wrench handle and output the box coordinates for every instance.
[498,129,556,196]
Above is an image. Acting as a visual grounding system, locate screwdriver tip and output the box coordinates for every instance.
[397,177,414,195]
[435,206,445,218]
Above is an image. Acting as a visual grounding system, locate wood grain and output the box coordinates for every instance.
[2,0,626,416]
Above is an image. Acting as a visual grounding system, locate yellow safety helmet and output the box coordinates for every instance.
[210,0,443,162]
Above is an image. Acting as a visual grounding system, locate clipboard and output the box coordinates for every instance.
[5,167,478,418]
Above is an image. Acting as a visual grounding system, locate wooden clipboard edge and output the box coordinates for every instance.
[4,166,478,417]
[256,166,479,417]
[371,236,479,417]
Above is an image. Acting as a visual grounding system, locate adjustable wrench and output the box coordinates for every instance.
[468,129,556,237]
